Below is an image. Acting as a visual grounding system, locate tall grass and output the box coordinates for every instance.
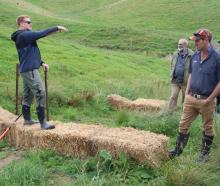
[0,161,49,186]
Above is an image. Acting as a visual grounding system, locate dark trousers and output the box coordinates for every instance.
[217,95,220,106]
[21,69,45,108]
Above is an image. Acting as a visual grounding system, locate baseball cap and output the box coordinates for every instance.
[190,28,212,41]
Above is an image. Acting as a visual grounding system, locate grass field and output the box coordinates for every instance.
[1,0,220,185]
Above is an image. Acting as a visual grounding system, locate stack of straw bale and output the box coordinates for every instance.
[0,107,169,167]
[107,94,167,111]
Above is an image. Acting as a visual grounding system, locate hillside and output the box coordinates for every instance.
[2,0,220,54]
[0,0,171,123]
[1,0,220,185]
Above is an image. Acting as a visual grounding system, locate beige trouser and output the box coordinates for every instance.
[179,94,215,136]
[168,83,186,111]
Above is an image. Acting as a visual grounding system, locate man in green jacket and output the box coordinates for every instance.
[168,38,193,111]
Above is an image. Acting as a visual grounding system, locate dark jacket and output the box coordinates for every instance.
[170,48,193,85]
[11,27,58,73]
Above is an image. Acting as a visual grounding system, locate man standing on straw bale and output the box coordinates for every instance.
[11,15,68,130]
[168,38,193,111]
[169,28,220,162]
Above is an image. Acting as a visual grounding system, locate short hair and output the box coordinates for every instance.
[178,38,188,46]
[16,15,30,25]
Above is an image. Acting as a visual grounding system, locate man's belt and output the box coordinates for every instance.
[190,93,208,99]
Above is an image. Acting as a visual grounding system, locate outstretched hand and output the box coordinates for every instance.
[57,25,68,32]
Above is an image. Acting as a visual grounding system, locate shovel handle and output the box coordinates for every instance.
[15,63,19,115]
[44,70,49,121]
[0,127,10,140]
[0,114,22,141]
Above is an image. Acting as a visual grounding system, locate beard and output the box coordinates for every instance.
[178,47,184,52]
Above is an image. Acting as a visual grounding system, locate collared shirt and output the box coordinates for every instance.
[189,46,220,96]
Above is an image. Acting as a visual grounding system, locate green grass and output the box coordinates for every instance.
[1,0,220,185]
[8,0,220,53]
[0,159,49,186]
[0,13,171,123]
[0,149,158,185]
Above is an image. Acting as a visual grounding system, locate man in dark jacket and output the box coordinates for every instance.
[168,38,193,111]
[11,15,67,129]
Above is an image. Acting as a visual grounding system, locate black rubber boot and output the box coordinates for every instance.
[169,132,190,158]
[22,105,38,125]
[36,106,55,130]
[197,132,214,163]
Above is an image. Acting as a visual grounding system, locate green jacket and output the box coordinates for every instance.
[170,48,194,85]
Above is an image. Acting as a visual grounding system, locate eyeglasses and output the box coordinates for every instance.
[23,20,32,24]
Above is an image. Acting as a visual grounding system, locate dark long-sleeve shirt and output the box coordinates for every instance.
[11,27,58,73]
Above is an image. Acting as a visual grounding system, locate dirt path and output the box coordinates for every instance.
[86,0,128,13]
[1,0,55,17]
[0,150,23,170]
[105,0,128,8]
[49,173,75,186]
[0,0,87,24]
[0,148,74,185]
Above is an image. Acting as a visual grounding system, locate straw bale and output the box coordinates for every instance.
[107,94,167,111]
[107,94,133,109]
[0,107,169,167]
